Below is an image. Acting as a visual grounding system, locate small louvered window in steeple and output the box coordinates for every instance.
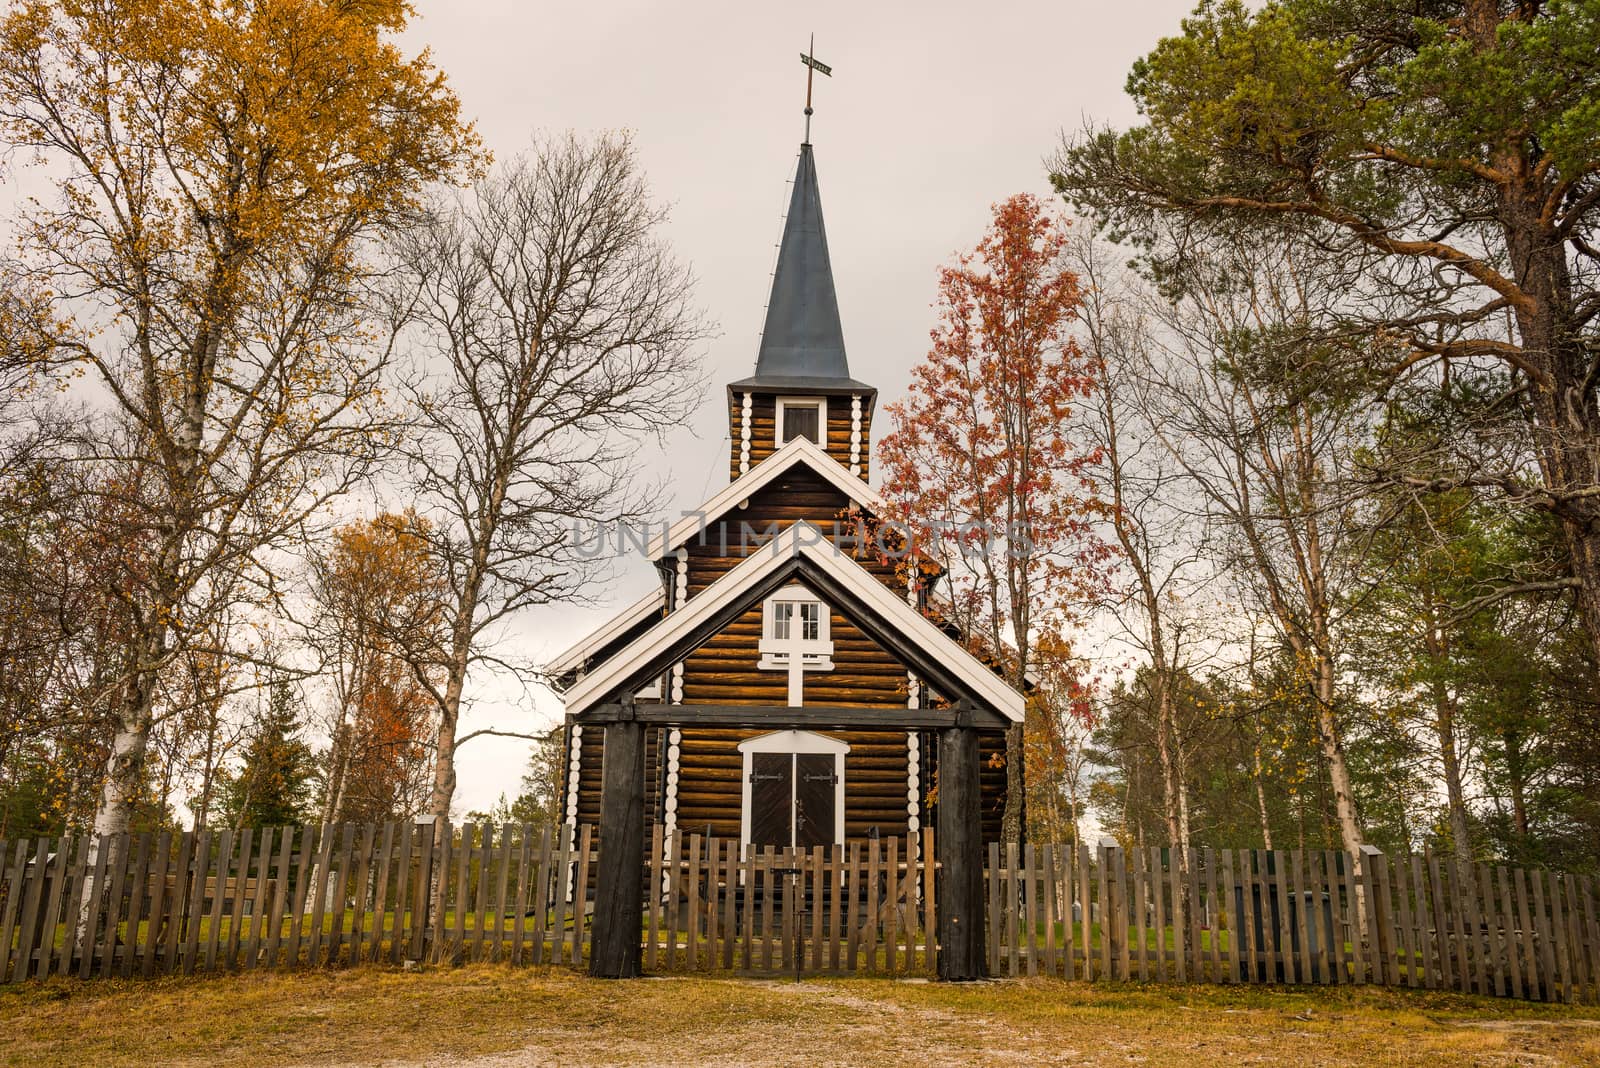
[776,397,825,446]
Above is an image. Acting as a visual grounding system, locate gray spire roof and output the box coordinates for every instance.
[730,144,872,395]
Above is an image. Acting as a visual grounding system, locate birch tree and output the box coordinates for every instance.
[1141,238,1379,856]
[1070,233,1216,863]
[0,0,479,843]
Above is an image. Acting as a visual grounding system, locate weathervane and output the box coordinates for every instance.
[800,35,831,144]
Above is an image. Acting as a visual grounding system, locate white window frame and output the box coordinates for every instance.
[758,584,835,704]
[737,729,849,850]
[774,396,828,449]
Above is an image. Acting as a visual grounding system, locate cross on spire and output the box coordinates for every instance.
[799,35,831,145]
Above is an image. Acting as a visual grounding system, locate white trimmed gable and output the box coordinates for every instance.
[544,587,664,682]
[563,522,1025,722]
[647,435,885,560]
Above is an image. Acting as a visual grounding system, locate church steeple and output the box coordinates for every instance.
[750,143,851,385]
[729,141,876,484]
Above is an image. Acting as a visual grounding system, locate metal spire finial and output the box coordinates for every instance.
[799,35,831,145]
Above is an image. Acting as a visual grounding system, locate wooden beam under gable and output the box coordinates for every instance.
[576,702,1008,730]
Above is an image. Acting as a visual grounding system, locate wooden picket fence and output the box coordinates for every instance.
[0,822,599,981]
[0,820,934,982]
[986,841,1600,1004]
[3,821,1597,1003]
[643,826,936,976]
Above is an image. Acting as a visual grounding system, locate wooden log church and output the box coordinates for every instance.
[548,127,1026,979]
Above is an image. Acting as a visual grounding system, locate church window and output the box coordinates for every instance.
[758,584,834,705]
[776,397,826,447]
[800,602,820,641]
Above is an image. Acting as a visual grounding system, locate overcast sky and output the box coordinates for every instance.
[405,0,1198,815]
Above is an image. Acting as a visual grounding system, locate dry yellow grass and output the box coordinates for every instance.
[2,965,1597,1067]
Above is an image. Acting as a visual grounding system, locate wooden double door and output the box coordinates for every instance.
[749,751,837,849]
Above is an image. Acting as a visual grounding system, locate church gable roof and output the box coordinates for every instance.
[562,523,1025,722]
[544,587,665,685]
[648,434,884,559]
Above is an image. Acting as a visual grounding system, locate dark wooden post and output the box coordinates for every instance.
[937,705,985,980]
[1359,843,1389,986]
[590,700,646,978]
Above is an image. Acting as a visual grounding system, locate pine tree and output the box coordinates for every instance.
[217,679,316,829]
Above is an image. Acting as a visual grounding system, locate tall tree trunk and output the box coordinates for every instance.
[1104,386,1191,866]
[1174,730,1192,855]
[1123,762,1136,844]
[1502,184,1600,678]
[1433,682,1474,865]
[1001,721,1025,846]
[1312,649,1364,855]
[1503,728,1531,846]
[429,666,464,832]
[90,334,210,843]
[312,720,355,911]
[1247,643,1275,850]
[93,709,151,840]
[429,572,481,839]
[1066,791,1080,853]
[322,721,352,826]
[1152,676,1185,852]
[1419,597,1476,865]
[1042,749,1064,846]
[1294,411,1364,858]
[425,466,500,844]
[192,701,221,830]
[92,637,164,840]
[82,654,160,934]
[1253,737,1274,850]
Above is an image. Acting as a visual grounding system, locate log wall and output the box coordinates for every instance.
[669,727,925,840]
[728,391,872,481]
[681,465,902,602]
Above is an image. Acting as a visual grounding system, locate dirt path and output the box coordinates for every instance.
[322,978,1600,1068]
[7,967,1599,1068]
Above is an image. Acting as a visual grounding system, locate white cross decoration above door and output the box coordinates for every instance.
[757,584,836,705]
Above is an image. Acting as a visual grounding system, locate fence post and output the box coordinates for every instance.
[590,701,645,978]
[1359,844,1389,985]
[936,708,984,980]
[1099,836,1126,981]
[410,818,435,962]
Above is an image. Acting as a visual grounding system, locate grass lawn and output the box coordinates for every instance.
[2,965,1597,1067]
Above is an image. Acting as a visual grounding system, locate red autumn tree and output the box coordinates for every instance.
[877,193,1111,844]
